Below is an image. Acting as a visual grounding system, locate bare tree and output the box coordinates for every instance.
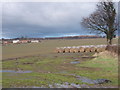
[81,1,117,45]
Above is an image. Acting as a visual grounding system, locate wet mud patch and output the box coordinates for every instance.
[79,66,101,71]
[1,70,32,73]
[81,56,96,59]
[76,75,112,84]
[22,62,34,65]
[70,61,80,64]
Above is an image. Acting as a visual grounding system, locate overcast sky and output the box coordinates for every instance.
[2,2,99,38]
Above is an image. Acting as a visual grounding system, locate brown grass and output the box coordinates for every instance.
[106,45,119,55]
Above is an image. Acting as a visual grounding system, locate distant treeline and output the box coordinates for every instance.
[45,35,104,40]
[1,35,114,41]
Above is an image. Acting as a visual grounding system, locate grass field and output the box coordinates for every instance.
[2,38,118,88]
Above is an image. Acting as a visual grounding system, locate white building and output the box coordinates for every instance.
[13,40,20,43]
[31,40,39,43]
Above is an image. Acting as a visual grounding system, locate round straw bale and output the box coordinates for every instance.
[101,47,106,52]
[73,48,79,53]
[96,47,103,52]
[90,47,96,52]
[84,47,91,52]
[70,48,74,53]
[62,48,65,53]
[65,48,70,53]
[55,48,60,53]
[79,47,85,52]
[57,48,64,53]
[57,48,62,53]
[72,48,76,53]
[94,48,98,52]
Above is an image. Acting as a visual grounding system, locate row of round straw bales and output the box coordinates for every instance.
[55,45,107,53]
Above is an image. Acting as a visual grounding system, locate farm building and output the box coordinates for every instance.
[20,40,30,43]
[2,41,12,45]
[2,41,9,44]
[13,40,20,44]
[30,40,39,43]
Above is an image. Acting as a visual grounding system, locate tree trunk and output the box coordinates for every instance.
[107,38,109,45]
[107,39,112,45]
[109,39,112,45]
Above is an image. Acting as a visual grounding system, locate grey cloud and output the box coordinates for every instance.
[2,2,97,38]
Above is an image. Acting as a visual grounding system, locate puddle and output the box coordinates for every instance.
[49,83,81,88]
[76,75,111,84]
[1,70,15,73]
[76,76,96,84]
[70,61,80,64]
[1,70,32,73]
[17,86,44,88]
[81,56,96,59]
[67,74,111,84]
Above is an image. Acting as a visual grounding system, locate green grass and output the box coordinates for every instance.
[2,72,84,88]
[3,58,87,88]
[75,52,118,86]
[2,52,118,88]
